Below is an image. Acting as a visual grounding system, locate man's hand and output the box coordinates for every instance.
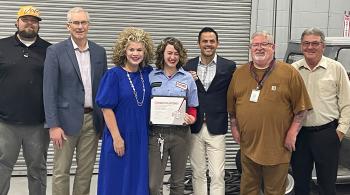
[49,127,67,149]
[284,110,307,152]
[231,126,240,144]
[284,130,297,152]
[337,130,345,142]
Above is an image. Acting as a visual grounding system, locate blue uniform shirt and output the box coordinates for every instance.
[149,67,199,107]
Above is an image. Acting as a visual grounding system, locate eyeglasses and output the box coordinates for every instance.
[68,20,89,26]
[301,41,323,47]
[250,42,272,49]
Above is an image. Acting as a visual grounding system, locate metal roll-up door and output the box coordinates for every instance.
[0,0,251,175]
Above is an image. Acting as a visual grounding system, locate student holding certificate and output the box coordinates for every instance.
[148,37,199,195]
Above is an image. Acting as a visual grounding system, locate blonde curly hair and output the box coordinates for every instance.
[112,27,154,67]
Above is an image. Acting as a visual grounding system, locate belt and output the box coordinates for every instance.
[302,120,338,132]
[151,125,189,133]
[84,107,93,113]
[151,124,186,129]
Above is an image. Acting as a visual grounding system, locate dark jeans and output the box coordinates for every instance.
[291,121,340,195]
[0,121,49,195]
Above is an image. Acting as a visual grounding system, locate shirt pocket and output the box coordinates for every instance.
[318,79,336,97]
[169,87,187,97]
[263,83,281,102]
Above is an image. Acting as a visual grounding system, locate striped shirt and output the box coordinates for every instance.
[71,38,93,108]
[197,54,217,91]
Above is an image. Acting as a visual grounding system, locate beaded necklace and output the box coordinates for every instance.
[126,70,145,106]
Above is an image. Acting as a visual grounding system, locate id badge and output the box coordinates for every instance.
[249,89,260,102]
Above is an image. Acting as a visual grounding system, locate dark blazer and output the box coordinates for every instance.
[184,56,236,135]
[43,38,107,136]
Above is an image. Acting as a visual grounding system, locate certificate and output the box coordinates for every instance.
[150,96,187,126]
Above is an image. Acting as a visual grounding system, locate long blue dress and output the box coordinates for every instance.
[96,65,152,195]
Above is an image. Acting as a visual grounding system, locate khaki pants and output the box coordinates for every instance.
[52,113,99,195]
[240,152,289,195]
[189,123,226,195]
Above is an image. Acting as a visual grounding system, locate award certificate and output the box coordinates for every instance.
[150,96,186,125]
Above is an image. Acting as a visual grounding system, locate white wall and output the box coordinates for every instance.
[251,0,350,60]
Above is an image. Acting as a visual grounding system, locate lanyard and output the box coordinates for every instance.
[249,59,275,90]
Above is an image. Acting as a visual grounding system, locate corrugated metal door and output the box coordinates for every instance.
[0,0,251,175]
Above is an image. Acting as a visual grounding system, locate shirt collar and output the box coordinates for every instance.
[154,67,186,75]
[296,56,327,70]
[71,37,89,52]
[199,54,218,66]
[13,32,39,47]
[316,56,328,69]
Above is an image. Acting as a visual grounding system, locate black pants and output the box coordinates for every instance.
[291,121,340,195]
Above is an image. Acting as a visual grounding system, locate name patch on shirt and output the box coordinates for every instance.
[176,81,188,90]
[151,82,162,88]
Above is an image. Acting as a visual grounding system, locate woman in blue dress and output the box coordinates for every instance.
[96,27,154,195]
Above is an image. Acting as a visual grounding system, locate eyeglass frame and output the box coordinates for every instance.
[301,41,324,47]
[68,20,89,26]
[249,42,273,49]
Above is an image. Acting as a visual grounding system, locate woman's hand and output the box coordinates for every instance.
[113,136,125,157]
[188,71,199,80]
[101,108,125,157]
[184,113,196,125]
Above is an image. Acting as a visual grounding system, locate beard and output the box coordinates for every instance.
[201,48,215,58]
[17,28,39,39]
[252,54,266,61]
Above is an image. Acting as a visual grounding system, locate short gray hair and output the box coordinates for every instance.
[301,27,325,43]
[67,7,90,23]
[250,31,274,44]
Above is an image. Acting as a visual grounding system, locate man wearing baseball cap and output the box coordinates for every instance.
[0,5,51,195]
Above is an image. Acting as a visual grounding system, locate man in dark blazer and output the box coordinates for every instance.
[184,27,236,195]
[43,7,107,195]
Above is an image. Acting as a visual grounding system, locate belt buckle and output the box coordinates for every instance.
[84,107,93,113]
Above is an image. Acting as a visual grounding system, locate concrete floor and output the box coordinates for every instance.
[9,175,98,195]
[8,174,172,195]
[8,174,350,195]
